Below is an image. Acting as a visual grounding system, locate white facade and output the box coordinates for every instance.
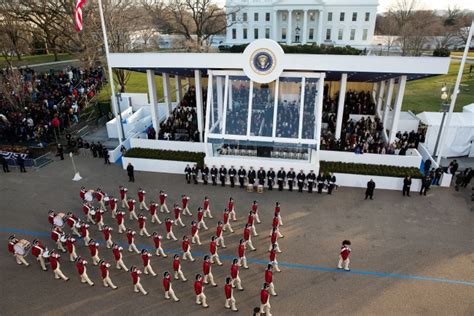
[225,0,378,48]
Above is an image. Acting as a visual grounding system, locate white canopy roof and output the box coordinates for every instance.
[417,112,474,127]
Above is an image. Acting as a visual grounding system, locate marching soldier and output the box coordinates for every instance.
[251,200,261,224]
[130,266,148,295]
[194,274,209,308]
[260,283,272,316]
[219,165,227,187]
[271,213,284,238]
[31,239,48,271]
[265,264,278,296]
[181,194,192,216]
[337,240,351,271]
[8,235,29,267]
[159,190,170,213]
[237,238,249,269]
[112,243,128,270]
[138,214,151,237]
[163,271,180,301]
[201,164,209,185]
[80,187,87,201]
[269,227,282,253]
[203,255,217,287]
[126,228,140,253]
[269,244,281,272]
[119,185,128,208]
[224,277,238,311]
[88,239,101,265]
[203,196,213,218]
[229,165,237,187]
[230,258,244,290]
[141,249,157,276]
[83,201,95,224]
[152,232,167,257]
[317,171,325,194]
[137,188,149,210]
[51,226,66,253]
[127,198,139,220]
[191,164,199,184]
[191,221,202,245]
[174,204,186,227]
[101,225,114,248]
[210,235,223,266]
[257,167,266,186]
[65,235,78,262]
[297,170,306,193]
[185,164,192,184]
[238,166,247,188]
[75,257,94,286]
[95,208,105,231]
[277,167,286,191]
[275,202,283,226]
[267,168,276,190]
[95,188,106,211]
[210,165,218,185]
[243,223,256,251]
[327,172,336,195]
[66,212,81,237]
[116,210,126,233]
[307,170,316,193]
[79,222,91,246]
[197,207,208,230]
[173,254,187,281]
[109,196,118,218]
[248,166,256,186]
[182,235,195,262]
[48,210,55,225]
[287,168,296,191]
[216,221,227,248]
[248,211,258,237]
[99,260,118,289]
[165,218,178,241]
[49,250,69,281]
[228,197,237,221]
[223,208,234,233]
[149,200,161,224]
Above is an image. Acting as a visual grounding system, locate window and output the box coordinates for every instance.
[282,28,287,40]
[352,12,357,22]
[231,13,236,22]
[310,12,315,21]
[350,29,355,40]
[265,28,270,38]
[254,28,259,39]
[309,28,314,40]
[254,12,259,22]
[243,12,247,22]
[243,28,248,40]
[327,12,333,21]
[340,12,345,21]
[365,12,370,21]
[282,12,287,21]
[266,12,270,22]
[326,28,331,40]
[362,29,368,41]
[232,29,236,39]
[338,29,343,40]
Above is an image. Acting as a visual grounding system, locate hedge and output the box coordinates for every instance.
[124,148,205,169]
[225,43,361,55]
[320,161,423,179]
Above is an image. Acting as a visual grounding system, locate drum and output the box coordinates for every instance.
[14,239,31,256]
[60,235,67,243]
[42,250,50,258]
[53,213,66,227]
[84,190,95,202]
[104,196,110,206]
[257,185,264,193]
[246,184,254,192]
[90,208,96,216]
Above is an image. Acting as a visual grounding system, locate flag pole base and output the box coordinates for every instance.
[72,172,82,181]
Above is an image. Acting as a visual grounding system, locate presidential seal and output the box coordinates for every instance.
[243,39,284,84]
[250,49,276,75]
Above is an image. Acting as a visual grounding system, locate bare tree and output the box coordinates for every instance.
[375,14,399,55]
[0,14,32,62]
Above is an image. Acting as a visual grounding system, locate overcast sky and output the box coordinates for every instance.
[216,0,474,12]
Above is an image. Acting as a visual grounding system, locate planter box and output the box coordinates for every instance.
[122,157,193,174]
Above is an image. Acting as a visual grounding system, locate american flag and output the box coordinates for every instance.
[75,0,87,31]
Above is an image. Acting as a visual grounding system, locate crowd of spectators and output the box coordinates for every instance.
[0,66,104,145]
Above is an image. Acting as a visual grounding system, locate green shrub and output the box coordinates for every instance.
[433,47,450,57]
[320,161,423,179]
[124,148,205,169]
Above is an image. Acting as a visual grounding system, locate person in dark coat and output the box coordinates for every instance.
[420,175,432,195]
[219,165,227,187]
[191,164,199,184]
[90,142,97,158]
[277,168,286,191]
[127,163,135,182]
[103,148,110,164]
[228,166,237,188]
[238,166,246,188]
[461,168,473,188]
[306,170,316,193]
[402,176,411,196]
[1,156,9,173]
[327,173,336,195]
[266,168,275,191]
[97,142,104,158]
[201,165,209,185]
[423,159,431,176]
[287,168,295,192]
[248,167,256,186]
[365,179,376,200]
[257,168,265,186]
[210,165,218,186]
[296,170,305,193]
[184,164,192,184]
[17,155,26,172]
[317,172,325,194]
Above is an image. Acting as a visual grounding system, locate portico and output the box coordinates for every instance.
[272,8,324,45]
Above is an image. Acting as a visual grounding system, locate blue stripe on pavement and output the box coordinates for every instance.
[1,227,473,287]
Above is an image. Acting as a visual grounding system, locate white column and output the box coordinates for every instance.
[335,73,347,139]
[383,78,395,129]
[376,80,385,118]
[186,77,191,89]
[272,79,280,137]
[175,75,182,102]
[162,73,172,116]
[221,75,230,135]
[146,69,159,136]
[287,10,293,45]
[273,11,278,40]
[204,71,213,146]
[389,75,407,144]
[315,74,325,150]
[302,10,308,45]
[317,10,324,44]
[246,81,254,136]
[372,82,379,104]
[216,76,224,121]
[298,77,306,139]
[194,70,204,141]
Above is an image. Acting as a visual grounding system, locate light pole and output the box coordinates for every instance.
[116,92,125,141]
[70,152,82,181]
[433,85,450,160]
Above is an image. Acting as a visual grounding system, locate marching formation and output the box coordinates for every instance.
[8,185,351,315]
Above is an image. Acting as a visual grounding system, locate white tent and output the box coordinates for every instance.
[463,103,474,113]
[417,112,474,157]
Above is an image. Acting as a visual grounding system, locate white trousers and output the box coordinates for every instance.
[56,240,66,252]
[139,200,148,210]
[116,258,128,270]
[106,237,113,248]
[251,224,258,236]
[69,248,78,262]
[204,272,216,286]
[111,206,117,218]
[155,246,167,257]
[37,255,47,270]
[174,217,185,227]
[203,207,213,218]
[91,254,100,265]
[160,204,170,213]
[245,239,255,251]
[260,302,272,316]
[338,256,350,270]
[231,275,243,290]
[229,209,237,221]
[121,198,127,208]
[144,263,157,276]
[196,292,208,307]
[54,264,68,281]
[254,212,261,223]
[268,242,282,253]
[166,231,177,241]
[210,253,223,265]
[99,200,106,211]
[268,281,277,296]
[174,268,187,281]
[80,271,94,286]
[197,219,208,230]
[183,250,195,261]
[139,227,151,237]
[216,235,226,248]
[128,243,140,253]
[151,213,161,224]
[191,234,201,245]
[223,222,234,233]
[238,256,248,269]
[129,210,138,221]
[225,296,237,311]
[182,206,192,216]
[103,275,117,289]
[118,223,126,233]
[134,281,147,295]
[165,284,179,301]
[15,254,30,266]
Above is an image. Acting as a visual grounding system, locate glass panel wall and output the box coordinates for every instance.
[225,76,250,135]
[276,78,302,138]
[302,78,318,139]
[250,81,276,137]
[210,75,225,134]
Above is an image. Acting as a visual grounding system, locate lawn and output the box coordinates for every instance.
[0,53,76,67]
[450,51,474,58]
[403,61,474,113]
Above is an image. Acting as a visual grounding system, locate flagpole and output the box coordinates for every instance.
[97,0,124,145]
[436,20,474,166]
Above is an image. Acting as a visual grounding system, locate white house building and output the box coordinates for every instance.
[225,0,378,48]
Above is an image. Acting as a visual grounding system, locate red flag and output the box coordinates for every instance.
[75,0,87,31]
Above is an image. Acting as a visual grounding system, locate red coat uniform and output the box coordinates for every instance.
[247,214,254,225]
[49,256,59,270]
[191,224,198,236]
[159,193,166,205]
[131,271,140,284]
[138,217,145,229]
[174,207,181,219]
[142,253,151,266]
[109,198,117,211]
[119,188,127,200]
[163,275,171,290]
[82,204,90,215]
[197,210,204,221]
[261,289,269,304]
[272,217,279,229]
[112,247,122,261]
[8,242,15,254]
[173,258,180,271]
[116,212,124,225]
[165,221,172,232]
[138,191,145,202]
[341,246,351,260]
[210,241,217,255]
[182,197,188,208]
[51,229,61,242]
[275,206,280,215]
[48,214,54,225]
[271,232,278,244]
[203,200,209,210]
[149,203,157,215]
[153,236,161,249]
[89,243,98,256]
[216,226,223,237]
[238,244,245,258]
[76,261,85,275]
[126,232,134,245]
[243,227,250,241]
[99,263,109,278]
[96,191,104,202]
[224,212,230,224]
[182,240,190,252]
[203,261,211,275]
[66,215,77,228]
[194,280,203,295]
[31,242,45,257]
[80,189,86,200]
[102,228,111,240]
[80,225,88,238]
[65,239,76,253]
[230,264,239,279]
[95,211,102,223]
[228,201,234,211]
[127,200,134,212]
[252,204,258,213]
[265,270,273,284]
[224,284,232,299]
[269,249,277,262]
